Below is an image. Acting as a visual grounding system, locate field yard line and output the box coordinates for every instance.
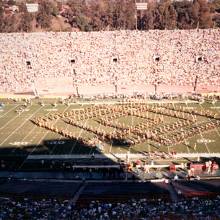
[36,128,52,146]
[88,122,102,155]
[73,100,198,105]
[187,145,190,153]
[198,131,210,153]
[199,103,220,146]
[20,106,53,143]
[109,120,118,154]
[206,119,220,138]
[57,107,72,140]
[214,128,220,137]
[48,106,72,154]
[0,108,25,130]
[0,104,19,119]
[0,106,43,146]
[196,105,210,153]
[20,126,38,142]
[49,121,70,154]
[16,106,67,170]
[69,118,89,154]
[206,118,220,138]
[109,142,113,154]
[37,106,70,146]
[21,114,49,142]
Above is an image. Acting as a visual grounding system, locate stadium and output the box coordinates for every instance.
[0,0,220,219]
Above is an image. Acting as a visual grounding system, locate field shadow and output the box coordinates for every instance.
[0,138,102,171]
[0,139,141,181]
[0,140,172,202]
[0,139,219,203]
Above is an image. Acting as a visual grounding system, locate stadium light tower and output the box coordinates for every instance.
[114,76,118,94]
[135,0,148,30]
[72,69,80,97]
[193,75,198,93]
[194,55,203,93]
[31,80,38,97]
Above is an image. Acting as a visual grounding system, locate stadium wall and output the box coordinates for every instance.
[0,29,219,95]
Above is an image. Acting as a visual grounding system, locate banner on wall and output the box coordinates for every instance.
[26,3,39,13]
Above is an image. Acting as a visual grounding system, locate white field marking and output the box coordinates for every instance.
[20,126,39,143]
[197,104,211,153]
[109,142,113,154]
[210,106,220,109]
[16,106,63,171]
[20,106,54,143]
[183,107,194,109]
[199,132,210,153]
[200,103,220,138]
[187,102,197,122]
[45,109,58,111]
[46,132,64,155]
[66,100,198,106]
[9,142,29,146]
[214,127,220,138]
[187,145,190,153]
[50,106,72,154]
[197,138,215,144]
[88,121,102,155]
[208,121,220,138]
[67,107,84,110]
[0,104,19,119]
[0,106,43,146]
[0,108,26,130]
[69,118,89,154]
[48,140,65,145]
[1,107,42,144]
[37,106,70,146]
[49,133,65,154]
[109,119,118,154]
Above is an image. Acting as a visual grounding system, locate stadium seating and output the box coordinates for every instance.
[0,29,219,95]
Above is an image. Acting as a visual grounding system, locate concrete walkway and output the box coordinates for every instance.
[167,182,179,202]
[27,153,220,160]
[69,182,87,206]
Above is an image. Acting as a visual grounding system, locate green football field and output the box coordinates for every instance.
[0,98,219,156]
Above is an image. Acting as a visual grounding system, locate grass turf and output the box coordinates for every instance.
[0,99,219,156]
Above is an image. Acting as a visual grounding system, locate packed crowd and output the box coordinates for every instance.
[0,29,219,94]
[0,196,219,219]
